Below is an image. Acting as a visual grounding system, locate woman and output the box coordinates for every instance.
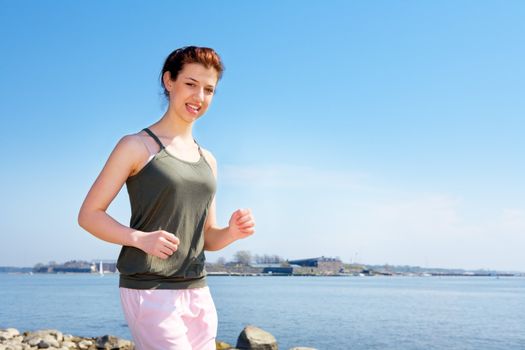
[78,46,255,349]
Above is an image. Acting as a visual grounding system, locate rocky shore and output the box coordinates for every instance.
[0,326,316,350]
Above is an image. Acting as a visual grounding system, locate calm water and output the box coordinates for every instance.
[0,274,523,349]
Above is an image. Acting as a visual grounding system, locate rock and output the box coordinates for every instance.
[216,340,237,349]
[94,335,132,349]
[25,336,42,347]
[236,325,278,350]
[37,340,50,348]
[69,336,85,343]
[77,340,93,350]
[25,330,62,341]
[0,339,23,350]
[11,336,23,343]
[37,335,60,348]
[0,328,136,350]
[0,328,20,341]
[23,330,62,349]
[47,330,63,343]
[61,341,76,349]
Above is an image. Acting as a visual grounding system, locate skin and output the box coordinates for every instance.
[78,63,255,260]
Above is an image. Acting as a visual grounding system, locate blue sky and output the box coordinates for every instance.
[1,1,524,270]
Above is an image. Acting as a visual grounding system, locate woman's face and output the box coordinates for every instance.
[165,63,218,123]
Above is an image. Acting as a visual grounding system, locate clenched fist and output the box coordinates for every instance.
[136,230,180,259]
[228,208,255,240]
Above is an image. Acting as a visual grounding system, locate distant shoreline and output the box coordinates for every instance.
[2,271,523,277]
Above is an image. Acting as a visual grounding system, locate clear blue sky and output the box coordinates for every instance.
[1,1,524,270]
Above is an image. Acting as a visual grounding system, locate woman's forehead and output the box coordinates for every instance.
[180,63,218,85]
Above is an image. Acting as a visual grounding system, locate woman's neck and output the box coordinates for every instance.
[153,110,194,142]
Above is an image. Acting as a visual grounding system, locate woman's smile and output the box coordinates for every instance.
[185,103,201,115]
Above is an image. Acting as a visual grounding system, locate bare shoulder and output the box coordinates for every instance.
[109,132,150,173]
[114,133,147,157]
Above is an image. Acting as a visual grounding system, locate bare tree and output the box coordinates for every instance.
[272,255,283,263]
[234,250,252,266]
[254,254,284,264]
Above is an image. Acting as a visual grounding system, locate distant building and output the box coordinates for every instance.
[288,256,344,275]
[261,266,294,275]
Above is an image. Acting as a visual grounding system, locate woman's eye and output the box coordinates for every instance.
[185,83,195,87]
[206,89,214,94]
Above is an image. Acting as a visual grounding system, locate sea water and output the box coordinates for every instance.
[0,274,523,349]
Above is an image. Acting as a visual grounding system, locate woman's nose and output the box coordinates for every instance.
[195,88,205,101]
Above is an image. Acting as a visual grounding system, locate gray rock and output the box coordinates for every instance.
[62,335,73,342]
[26,330,62,341]
[0,328,20,341]
[23,329,62,348]
[95,335,132,349]
[37,340,50,348]
[36,330,63,343]
[25,336,43,347]
[69,336,85,343]
[38,335,60,348]
[78,340,93,349]
[61,341,76,349]
[0,339,23,350]
[48,330,63,343]
[11,336,23,343]
[236,325,278,350]
[4,345,22,350]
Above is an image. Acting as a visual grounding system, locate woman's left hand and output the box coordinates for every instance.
[228,208,255,240]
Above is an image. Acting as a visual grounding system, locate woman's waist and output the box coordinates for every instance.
[116,246,207,279]
[119,273,207,290]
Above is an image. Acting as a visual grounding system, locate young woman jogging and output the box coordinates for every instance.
[78,46,255,349]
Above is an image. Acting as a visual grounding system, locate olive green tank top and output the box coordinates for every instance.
[117,128,216,289]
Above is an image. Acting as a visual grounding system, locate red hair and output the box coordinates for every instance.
[160,46,224,98]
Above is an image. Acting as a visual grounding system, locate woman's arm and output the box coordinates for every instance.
[201,150,255,251]
[78,135,179,259]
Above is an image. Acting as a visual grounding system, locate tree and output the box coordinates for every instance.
[216,257,227,266]
[272,255,283,263]
[234,250,252,266]
[254,254,284,264]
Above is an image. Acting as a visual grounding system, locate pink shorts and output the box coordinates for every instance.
[119,286,218,350]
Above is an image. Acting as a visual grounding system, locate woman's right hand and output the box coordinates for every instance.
[135,230,180,259]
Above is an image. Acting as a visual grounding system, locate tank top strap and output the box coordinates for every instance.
[193,139,204,156]
[142,128,165,150]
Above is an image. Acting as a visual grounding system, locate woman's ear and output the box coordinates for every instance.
[163,71,173,92]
